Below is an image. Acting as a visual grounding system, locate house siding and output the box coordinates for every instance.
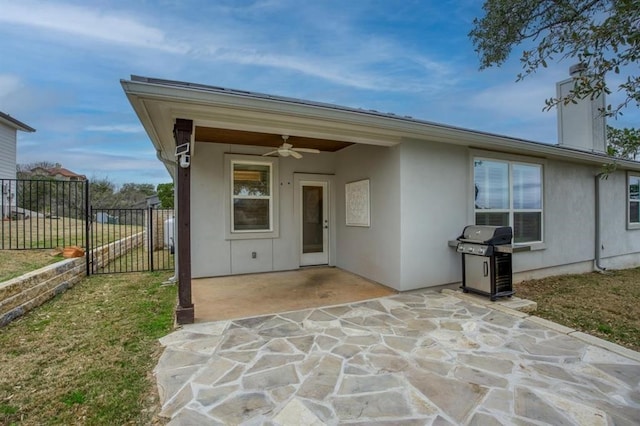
[399,140,469,291]
[599,171,640,268]
[189,141,336,278]
[335,144,402,290]
[0,123,16,181]
[187,137,640,290]
[395,143,639,289]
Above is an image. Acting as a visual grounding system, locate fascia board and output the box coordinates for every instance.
[122,82,175,177]
[123,79,406,146]
[0,115,35,132]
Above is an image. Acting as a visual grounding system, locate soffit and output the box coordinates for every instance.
[195,127,352,152]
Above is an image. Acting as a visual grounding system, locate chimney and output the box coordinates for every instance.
[556,64,606,153]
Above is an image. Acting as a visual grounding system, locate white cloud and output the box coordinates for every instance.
[467,79,555,118]
[0,1,457,94]
[85,124,143,133]
[0,74,22,98]
[0,1,187,53]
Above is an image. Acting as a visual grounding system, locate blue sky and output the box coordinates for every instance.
[1,0,637,188]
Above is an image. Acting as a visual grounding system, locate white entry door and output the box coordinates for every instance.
[300,181,329,266]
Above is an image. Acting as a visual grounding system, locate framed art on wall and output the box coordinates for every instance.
[345,179,370,227]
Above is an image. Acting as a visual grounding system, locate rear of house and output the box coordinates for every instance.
[122,75,640,323]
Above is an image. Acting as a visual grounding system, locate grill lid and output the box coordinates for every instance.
[458,225,512,245]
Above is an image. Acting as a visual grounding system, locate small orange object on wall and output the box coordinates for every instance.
[62,246,85,258]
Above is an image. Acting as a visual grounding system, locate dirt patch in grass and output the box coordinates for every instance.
[515,267,640,352]
[0,250,63,282]
[0,272,176,425]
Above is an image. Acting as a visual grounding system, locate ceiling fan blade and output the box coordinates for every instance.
[262,150,279,156]
[290,150,303,159]
[292,148,320,154]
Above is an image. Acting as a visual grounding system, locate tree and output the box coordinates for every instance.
[89,178,118,208]
[470,0,640,116]
[116,183,155,207]
[607,126,640,160]
[157,183,174,209]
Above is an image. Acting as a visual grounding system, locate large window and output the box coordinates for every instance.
[231,161,273,232]
[474,158,543,243]
[629,173,640,228]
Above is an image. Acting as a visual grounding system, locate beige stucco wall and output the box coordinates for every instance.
[334,144,402,290]
[398,140,469,291]
[189,141,336,278]
[187,138,640,290]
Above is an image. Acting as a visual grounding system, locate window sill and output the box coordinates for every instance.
[516,242,546,251]
[627,223,640,230]
[226,230,279,240]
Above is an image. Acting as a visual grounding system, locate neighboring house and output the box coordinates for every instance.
[122,74,640,324]
[132,194,161,209]
[0,111,35,217]
[30,164,86,181]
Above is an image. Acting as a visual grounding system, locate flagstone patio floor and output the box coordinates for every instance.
[155,289,640,425]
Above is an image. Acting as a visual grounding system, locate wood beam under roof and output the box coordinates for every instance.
[194,127,353,152]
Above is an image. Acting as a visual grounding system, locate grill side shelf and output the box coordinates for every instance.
[447,240,531,254]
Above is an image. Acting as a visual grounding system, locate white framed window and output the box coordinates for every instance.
[628,173,640,229]
[225,154,279,239]
[474,157,543,244]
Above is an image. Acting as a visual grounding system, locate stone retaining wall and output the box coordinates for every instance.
[0,231,146,326]
[91,232,144,271]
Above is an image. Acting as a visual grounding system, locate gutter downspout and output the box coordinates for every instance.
[157,150,178,284]
[594,172,607,271]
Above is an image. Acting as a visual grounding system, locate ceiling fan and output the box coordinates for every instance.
[262,135,320,159]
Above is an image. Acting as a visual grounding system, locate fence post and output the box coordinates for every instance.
[85,181,91,276]
[148,206,154,272]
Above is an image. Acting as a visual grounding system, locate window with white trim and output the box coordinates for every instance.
[231,161,273,232]
[474,158,543,243]
[629,173,640,227]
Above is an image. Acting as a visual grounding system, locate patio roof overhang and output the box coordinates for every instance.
[121,76,640,176]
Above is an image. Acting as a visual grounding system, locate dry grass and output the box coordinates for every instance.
[0,250,64,282]
[0,218,149,282]
[1,218,142,250]
[515,267,640,352]
[0,272,176,425]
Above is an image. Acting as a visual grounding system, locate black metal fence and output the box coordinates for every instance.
[1,178,88,249]
[1,178,174,275]
[89,207,174,274]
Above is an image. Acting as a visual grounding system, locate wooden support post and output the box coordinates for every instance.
[174,118,194,324]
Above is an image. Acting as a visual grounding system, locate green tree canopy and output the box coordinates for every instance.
[470,0,640,116]
[156,183,174,209]
[607,126,640,160]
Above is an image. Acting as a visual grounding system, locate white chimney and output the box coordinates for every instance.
[557,64,606,153]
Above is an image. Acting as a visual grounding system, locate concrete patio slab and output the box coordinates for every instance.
[192,267,396,322]
[156,289,640,425]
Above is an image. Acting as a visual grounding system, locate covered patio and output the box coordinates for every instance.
[192,267,397,322]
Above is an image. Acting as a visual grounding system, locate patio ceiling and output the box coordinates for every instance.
[195,127,353,152]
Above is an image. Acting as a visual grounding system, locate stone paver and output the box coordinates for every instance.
[155,290,640,425]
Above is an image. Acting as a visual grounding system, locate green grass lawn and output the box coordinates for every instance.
[0,272,176,425]
[0,250,64,282]
[516,267,640,352]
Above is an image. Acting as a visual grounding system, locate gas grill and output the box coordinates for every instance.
[456,225,515,301]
